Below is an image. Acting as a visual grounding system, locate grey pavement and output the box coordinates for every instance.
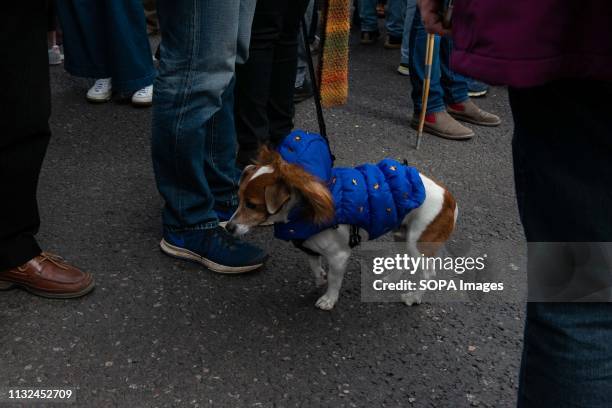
[0,30,526,407]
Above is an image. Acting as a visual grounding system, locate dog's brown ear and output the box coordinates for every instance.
[302,180,335,225]
[256,145,281,165]
[278,163,335,225]
[264,182,291,215]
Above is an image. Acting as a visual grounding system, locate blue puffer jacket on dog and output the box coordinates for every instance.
[274,130,426,241]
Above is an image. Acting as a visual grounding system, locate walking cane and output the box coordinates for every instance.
[415,0,453,150]
[415,33,436,150]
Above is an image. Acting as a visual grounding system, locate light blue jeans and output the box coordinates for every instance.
[384,0,417,64]
[152,0,256,231]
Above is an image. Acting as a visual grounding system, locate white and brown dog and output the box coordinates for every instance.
[227,148,457,310]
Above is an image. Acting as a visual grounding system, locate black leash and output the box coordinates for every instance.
[301,14,333,162]
[349,225,362,248]
[297,13,364,249]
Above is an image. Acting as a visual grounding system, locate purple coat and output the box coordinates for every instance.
[451,0,612,87]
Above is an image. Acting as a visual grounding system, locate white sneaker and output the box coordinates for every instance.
[397,63,410,76]
[87,78,112,102]
[48,45,64,66]
[131,85,153,107]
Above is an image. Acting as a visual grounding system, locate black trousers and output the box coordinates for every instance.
[234,0,309,153]
[511,80,612,407]
[511,80,612,243]
[0,2,51,270]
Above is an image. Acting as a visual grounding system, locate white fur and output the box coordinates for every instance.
[405,174,445,250]
[232,223,251,236]
[301,173,451,310]
[302,225,362,310]
[250,165,274,181]
[307,255,327,287]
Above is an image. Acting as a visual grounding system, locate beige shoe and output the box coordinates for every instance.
[447,99,501,126]
[384,35,402,49]
[411,111,475,140]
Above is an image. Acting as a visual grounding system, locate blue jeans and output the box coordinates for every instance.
[400,0,416,64]
[385,0,404,38]
[510,81,612,407]
[56,0,156,93]
[408,9,468,114]
[383,0,417,64]
[358,0,378,32]
[152,0,256,231]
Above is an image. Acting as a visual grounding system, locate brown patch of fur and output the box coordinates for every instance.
[255,147,334,224]
[264,182,291,214]
[231,165,275,227]
[241,172,275,205]
[417,190,456,256]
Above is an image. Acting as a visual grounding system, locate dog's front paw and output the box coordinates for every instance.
[315,293,338,310]
[401,292,423,306]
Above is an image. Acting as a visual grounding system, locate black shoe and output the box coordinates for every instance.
[360,30,380,45]
[294,81,313,103]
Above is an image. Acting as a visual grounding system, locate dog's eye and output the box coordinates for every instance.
[245,200,257,209]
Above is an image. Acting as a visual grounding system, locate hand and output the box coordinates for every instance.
[418,0,452,36]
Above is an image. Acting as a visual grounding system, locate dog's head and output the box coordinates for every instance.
[226,147,334,236]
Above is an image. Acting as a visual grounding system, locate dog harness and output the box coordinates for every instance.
[274,130,426,246]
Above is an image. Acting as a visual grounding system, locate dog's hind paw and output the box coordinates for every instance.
[315,293,338,310]
[401,292,423,306]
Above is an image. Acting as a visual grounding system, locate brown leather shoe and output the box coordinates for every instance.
[447,99,502,126]
[411,111,475,140]
[0,253,94,299]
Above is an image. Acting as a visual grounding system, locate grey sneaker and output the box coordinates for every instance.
[447,99,501,126]
[48,45,63,66]
[411,111,475,140]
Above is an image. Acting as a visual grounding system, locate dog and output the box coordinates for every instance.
[227,146,457,310]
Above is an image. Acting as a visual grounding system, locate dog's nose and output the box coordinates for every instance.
[225,222,237,234]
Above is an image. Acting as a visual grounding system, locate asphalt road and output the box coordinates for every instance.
[1,29,526,407]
